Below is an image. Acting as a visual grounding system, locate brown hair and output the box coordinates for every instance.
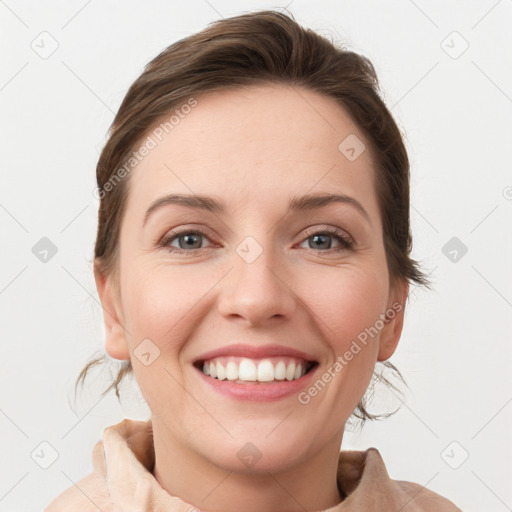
[75,9,431,428]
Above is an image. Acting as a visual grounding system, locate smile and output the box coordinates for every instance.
[192,343,319,400]
[197,356,317,383]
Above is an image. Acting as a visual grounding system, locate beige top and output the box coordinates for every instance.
[45,418,461,511]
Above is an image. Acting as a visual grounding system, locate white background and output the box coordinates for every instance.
[1,1,511,511]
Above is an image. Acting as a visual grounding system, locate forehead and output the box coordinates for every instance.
[124,83,379,222]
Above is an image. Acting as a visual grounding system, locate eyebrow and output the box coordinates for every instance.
[142,192,372,227]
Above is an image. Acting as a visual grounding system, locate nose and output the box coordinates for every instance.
[217,239,297,327]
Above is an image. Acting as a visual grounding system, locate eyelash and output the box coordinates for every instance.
[158,226,354,255]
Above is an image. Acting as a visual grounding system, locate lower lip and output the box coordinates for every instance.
[195,365,318,401]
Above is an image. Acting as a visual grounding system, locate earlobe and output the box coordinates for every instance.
[377,280,409,362]
[93,262,130,361]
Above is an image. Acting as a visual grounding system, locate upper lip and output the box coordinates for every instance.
[194,343,318,363]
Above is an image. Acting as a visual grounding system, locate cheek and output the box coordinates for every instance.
[122,262,216,356]
[293,266,388,428]
[306,264,388,354]
[121,269,195,411]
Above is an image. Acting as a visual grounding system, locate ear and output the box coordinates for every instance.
[93,261,130,361]
[377,279,409,362]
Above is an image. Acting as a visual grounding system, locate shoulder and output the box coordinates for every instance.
[359,448,462,511]
[44,418,152,512]
[44,436,116,512]
[44,471,113,512]
[394,479,462,511]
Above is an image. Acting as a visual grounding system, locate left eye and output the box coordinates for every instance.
[299,230,353,251]
[160,228,353,253]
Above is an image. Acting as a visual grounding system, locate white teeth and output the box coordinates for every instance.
[257,359,275,382]
[216,361,226,380]
[285,362,296,381]
[238,359,257,381]
[275,361,286,380]
[226,361,238,380]
[201,357,311,383]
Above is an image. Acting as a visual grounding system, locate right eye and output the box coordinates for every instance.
[159,229,214,253]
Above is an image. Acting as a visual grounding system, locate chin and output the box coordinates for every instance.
[198,433,313,475]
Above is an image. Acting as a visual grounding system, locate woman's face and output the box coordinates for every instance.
[96,83,407,473]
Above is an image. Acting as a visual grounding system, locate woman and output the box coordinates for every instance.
[45,10,461,511]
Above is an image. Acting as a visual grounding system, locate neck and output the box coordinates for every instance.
[152,420,344,512]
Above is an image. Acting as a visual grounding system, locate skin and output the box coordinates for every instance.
[94,83,408,512]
